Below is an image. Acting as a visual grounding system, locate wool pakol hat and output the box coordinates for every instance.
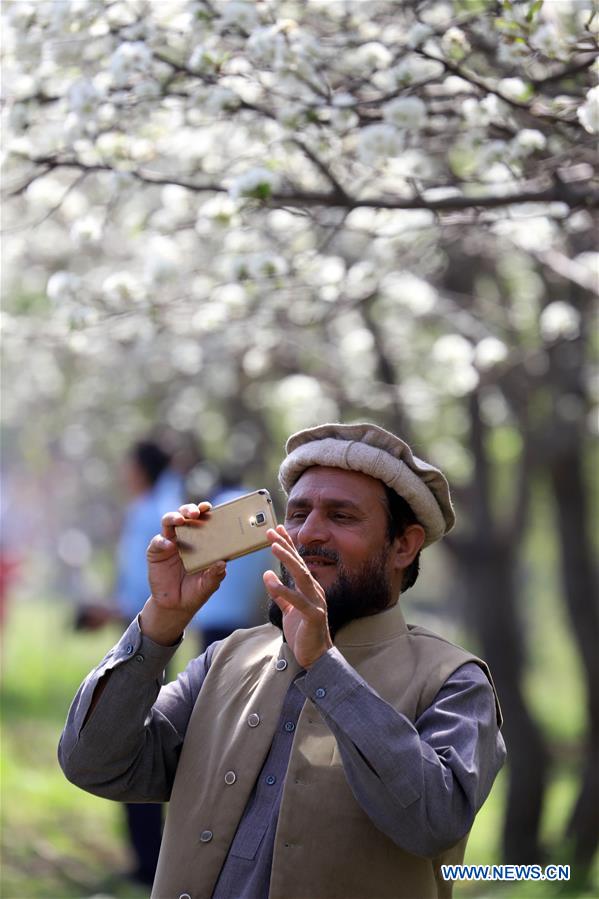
[278,422,455,547]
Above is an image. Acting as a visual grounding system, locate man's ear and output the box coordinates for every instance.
[392,524,426,573]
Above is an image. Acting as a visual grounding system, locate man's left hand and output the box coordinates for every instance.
[264,525,333,669]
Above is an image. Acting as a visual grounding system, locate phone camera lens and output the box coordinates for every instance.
[255,512,266,525]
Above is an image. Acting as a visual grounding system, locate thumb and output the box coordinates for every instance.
[147,534,177,559]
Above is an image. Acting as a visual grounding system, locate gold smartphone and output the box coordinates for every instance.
[175,489,278,573]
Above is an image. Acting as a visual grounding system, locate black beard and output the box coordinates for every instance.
[267,544,394,639]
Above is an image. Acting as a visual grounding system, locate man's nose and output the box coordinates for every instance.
[297,511,329,544]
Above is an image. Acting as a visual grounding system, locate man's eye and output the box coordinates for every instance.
[287,512,307,522]
[332,513,352,521]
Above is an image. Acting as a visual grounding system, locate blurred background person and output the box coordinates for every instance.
[116,439,184,888]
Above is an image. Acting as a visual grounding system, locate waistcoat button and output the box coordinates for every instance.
[200,830,213,842]
[224,770,237,785]
[247,713,260,727]
[179,893,192,899]
[275,658,288,670]
[315,687,326,699]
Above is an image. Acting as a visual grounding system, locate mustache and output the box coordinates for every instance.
[296,545,339,564]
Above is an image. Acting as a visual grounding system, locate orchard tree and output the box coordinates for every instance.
[2,0,598,874]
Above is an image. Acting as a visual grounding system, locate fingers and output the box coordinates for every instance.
[161,502,212,539]
[197,560,227,590]
[268,539,318,596]
[263,570,325,617]
[266,526,307,572]
[262,571,317,615]
[267,525,297,554]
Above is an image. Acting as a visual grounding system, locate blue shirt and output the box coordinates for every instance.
[116,471,184,620]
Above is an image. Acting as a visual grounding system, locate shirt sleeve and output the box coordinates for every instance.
[58,617,217,803]
[296,648,506,858]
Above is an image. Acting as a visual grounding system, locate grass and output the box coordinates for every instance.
[1,593,597,898]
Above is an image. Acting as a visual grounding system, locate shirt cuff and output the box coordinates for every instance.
[296,646,367,710]
[96,615,184,681]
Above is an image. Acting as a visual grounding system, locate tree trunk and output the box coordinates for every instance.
[458,539,550,863]
[449,390,549,862]
[549,445,599,871]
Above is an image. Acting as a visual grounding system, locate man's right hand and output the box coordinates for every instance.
[140,502,227,645]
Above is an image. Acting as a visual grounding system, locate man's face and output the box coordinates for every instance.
[269,467,399,636]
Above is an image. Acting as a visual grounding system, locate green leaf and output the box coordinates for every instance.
[249,182,273,201]
[526,0,544,23]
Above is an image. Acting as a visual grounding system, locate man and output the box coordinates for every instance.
[59,423,505,899]
[111,439,185,886]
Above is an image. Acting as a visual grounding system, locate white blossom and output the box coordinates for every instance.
[462,98,491,128]
[189,44,220,74]
[406,23,433,48]
[441,27,471,61]
[204,86,240,114]
[577,86,599,134]
[497,40,529,67]
[540,301,581,341]
[432,333,474,365]
[474,338,509,370]
[443,75,475,96]
[574,252,599,278]
[110,42,153,87]
[511,129,547,157]
[132,78,161,101]
[497,0,532,27]
[392,56,443,86]
[229,167,279,201]
[172,340,203,375]
[330,106,358,132]
[494,216,557,252]
[246,252,288,279]
[273,374,339,432]
[432,334,479,396]
[67,78,102,118]
[101,272,146,308]
[358,124,404,165]
[353,42,393,71]
[475,140,509,171]
[70,216,103,247]
[219,1,261,33]
[247,25,285,66]
[8,102,30,134]
[380,272,437,314]
[383,96,427,130]
[499,78,531,102]
[10,73,38,102]
[332,92,354,108]
[530,23,569,60]
[144,236,181,285]
[47,271,82,303]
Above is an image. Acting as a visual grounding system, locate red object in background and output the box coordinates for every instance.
[0,552,21,630]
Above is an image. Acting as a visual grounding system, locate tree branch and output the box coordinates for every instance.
[9,156,599,213]
[288,137,349,200]
[530,52,599,87]
[420,50,585,129]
